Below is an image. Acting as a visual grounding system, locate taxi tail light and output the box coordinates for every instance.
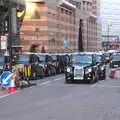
[45,64,48,68]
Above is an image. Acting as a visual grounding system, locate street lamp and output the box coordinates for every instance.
[106,20,112,42]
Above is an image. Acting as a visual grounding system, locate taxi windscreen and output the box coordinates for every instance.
[112,54,120,61]
[72,54,92,64]
[18,54,30,64]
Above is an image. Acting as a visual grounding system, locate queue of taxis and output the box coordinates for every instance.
[0,52,108,83]
[13,53,72,80]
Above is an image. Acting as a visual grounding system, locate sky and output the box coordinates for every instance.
[101,0,120,37]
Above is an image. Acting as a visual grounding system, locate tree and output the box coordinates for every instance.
[29,44,39,53]
[41,46,46,53]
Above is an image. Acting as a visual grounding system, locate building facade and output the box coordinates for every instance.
[20,0,101,52]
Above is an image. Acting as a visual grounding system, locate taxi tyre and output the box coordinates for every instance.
[65,73,73,83]
[89,72,98,84]
[40,68,45,79]
[31,64,44,79]
[100,70,106,80]
[65,76,72,83]
[46,69,51,76]
[52,67,57,75]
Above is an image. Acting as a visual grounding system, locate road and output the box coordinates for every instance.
[0,74,120,120]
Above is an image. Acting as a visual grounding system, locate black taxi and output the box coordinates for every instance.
[110,53,120,68]
[65,53,98,84]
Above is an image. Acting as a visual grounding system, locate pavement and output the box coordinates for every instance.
[0,70,120,120]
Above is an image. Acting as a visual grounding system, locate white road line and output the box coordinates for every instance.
[0,94,11,99]
[40,81,51,86]
[39,77,63,87]
[0,92,17,99]
[53,77,64,81]
[92,84,120,88]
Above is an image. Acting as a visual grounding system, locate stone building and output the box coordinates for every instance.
[20,0,101,52]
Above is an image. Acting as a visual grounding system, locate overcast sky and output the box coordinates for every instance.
[101,0,120,37]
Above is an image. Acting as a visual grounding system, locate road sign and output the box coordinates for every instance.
[63,40,70,47]
[0,71,12,87]
[1,35,7,50]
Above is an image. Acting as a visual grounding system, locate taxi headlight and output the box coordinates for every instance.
[85,68,92,74]
[66,67,72,73]
[100,66,104,70]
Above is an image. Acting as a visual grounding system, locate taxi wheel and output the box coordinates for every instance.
[53,67,56,75]
[47,69,51,76]
[40,69,45,79]
[100,72,106,80]
[89,73,97,84]
[65,76,72,84]
[33,72,37,80]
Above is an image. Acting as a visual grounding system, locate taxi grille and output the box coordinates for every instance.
[74,68,84,77]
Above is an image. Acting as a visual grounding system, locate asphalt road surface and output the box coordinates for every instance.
[0,73,120,120]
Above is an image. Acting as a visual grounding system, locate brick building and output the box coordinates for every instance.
[20,0,101,52]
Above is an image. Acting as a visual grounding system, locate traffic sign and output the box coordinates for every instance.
[0,71,12,87]
[63,40,70,47]
[0,35,7,50]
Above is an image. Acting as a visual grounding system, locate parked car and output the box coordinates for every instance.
[50,54,62,73]
[58,53,72,73]
[95,52,106,80]
[104,52,112,64]
[65,52,98,84]
[17,53,44,80]
[38,54,56,76]
[110,53,120,68]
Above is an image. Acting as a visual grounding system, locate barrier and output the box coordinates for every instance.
[0,71,12,88]
[109,68,120,79]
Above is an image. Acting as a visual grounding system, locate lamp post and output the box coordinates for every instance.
[106,20,112,42]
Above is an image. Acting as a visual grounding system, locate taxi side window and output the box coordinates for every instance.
[46,55,53,62]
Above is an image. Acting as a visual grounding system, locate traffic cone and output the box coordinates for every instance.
[7,75,16,94]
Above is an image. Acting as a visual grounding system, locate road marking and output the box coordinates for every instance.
[38,77,64,87]
[53,77,64,81]
[0,92,17,99]
[0,94,11,99]
[92,84,120,88]
[40,81,51,86]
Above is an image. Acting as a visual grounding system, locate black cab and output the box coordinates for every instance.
[110,53,120,68]
[17,53,44,80]
[65,52,98,84]
[38,54,56,76]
